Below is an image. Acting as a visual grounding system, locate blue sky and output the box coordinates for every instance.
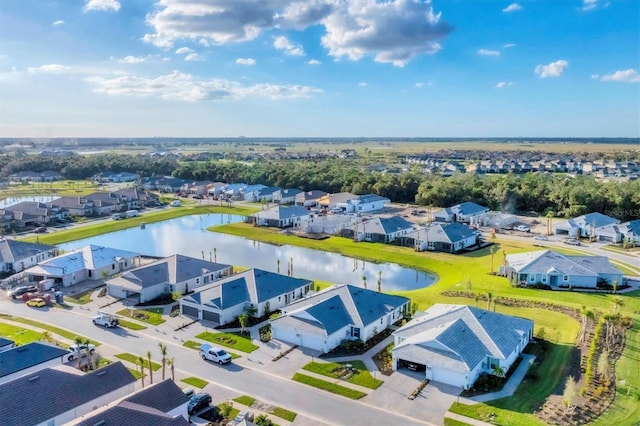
[0,0,638,138]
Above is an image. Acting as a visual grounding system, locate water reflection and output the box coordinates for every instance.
[60,214,436,291]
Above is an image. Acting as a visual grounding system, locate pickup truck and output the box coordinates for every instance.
[93,313,119,328]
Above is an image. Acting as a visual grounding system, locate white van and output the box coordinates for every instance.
[125,210,140,218]
[199,343,232,365]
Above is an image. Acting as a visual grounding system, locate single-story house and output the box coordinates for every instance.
[84,192,122,215]
[112,188,160,208]
[240,184,268,202]
[251,205,310,228]
[254,186,283,203]
[0,238,58,273]
[342,216,414,243]
[106,254,232,304]
[93,171,140,183]
[180,268,313,325]
[391,304,533,390]
[273,188,302,205]
[271,284,410,353]
[402,222,479,253]
[595,219,640,245]
[204,181,228,197]
[501,249,624,288]
[317,192,356,210]
[343,194,390,213]
[295,190,328,207]
[0,341,70,384]
[553,212,620,238]
[22,244,140,287]
[140,176,187,193]
[222,183,248,199]
[0,362,136,426]
[73,379,190,426]
[433,202,489,224]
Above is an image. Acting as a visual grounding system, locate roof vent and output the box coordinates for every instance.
[97,371,107,376]
[28,376,39,382]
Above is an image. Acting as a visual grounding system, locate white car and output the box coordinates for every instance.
[170,200,181,207]
[199,343,232,365]
[67,343,96,361]
[516,225,531,232]
[93,314,119,328]
[533,235,548,241]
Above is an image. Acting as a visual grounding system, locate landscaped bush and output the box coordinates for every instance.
[584,317,605,388]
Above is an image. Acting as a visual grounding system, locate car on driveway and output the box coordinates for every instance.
[564,238,581,246]
[67,343,96,361]
[188,393,212,416]
[26,297,47,308]
[199,343,232,365]
[9,285,38,299]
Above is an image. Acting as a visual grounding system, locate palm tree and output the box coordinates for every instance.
[213,247,217,263]
[74,336,83,370]
[238,312,249,335]
[579,305,594,342]
[84,338,93,370]
[147,350,153,384]
[362,275,367,289]
[377,271,382,293]
[492,365,505,378]
[489,245,498,274]
[486,292,492,311]
[158,343,168,381]
[613,297,624,314]
[138,356,146,388]
[474,294,480,308]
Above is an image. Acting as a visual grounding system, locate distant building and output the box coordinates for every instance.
[0,238,58,273]
[251,205,310,228]
[433,202,489,224]
[553,212,620,239]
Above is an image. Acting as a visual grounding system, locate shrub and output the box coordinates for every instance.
[584,317,605,386]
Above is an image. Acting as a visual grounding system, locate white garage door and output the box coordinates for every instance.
[429,367,468,388]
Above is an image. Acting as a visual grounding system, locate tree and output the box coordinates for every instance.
[613,297,624,314]
[169,357,175,381]
[486,292,492,311]
[238,312,249,335]
[255,414,275,426]
[219,401,234,420]
[158,342,168,381]
[489,244,498,274]
[362,275,367,289]
[492,365,505,378]
[579,305,594,343]
[562,375,577,411]
[474,294,479,308]
[74,336,83,370]
[84,338,93,370]
[138,356,146,388]
[597,350,610,381]
[147,350,154,384]
[612,279,619,294]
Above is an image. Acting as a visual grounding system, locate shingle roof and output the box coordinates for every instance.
[29,244,140,276]
[424,222,476,243]
[359,216,414,235]
[0,361,136,426]
[505,250,623,276]
[0,342,69,378]
[556,212,620,231]
[75,404,189,426]
[353,194,390,204]
[254,205,310,220]
[296,190,328,201]
[123,379,189,412]
[304,295,353,334]
[436,202,488,218]
[0,239,56,263]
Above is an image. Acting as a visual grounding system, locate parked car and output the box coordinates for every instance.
[33,226,47,233]
[515,225,531,232]
[111,213,123,220]
[564,238,581,246]
[199,343,232,365]
[188,393,212,416]
[67,343,96,361]
[9,285,38,299]
[26,297,46,308]
[533,235,548,241]
[169,200,181,207]
[93,313,119,328]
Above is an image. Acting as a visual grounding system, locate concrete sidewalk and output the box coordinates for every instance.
[468,354,535,403]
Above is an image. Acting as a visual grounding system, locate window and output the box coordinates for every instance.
[542,276,547,283]
[351,327,360,338]
[487,356,499,369]
[529,275,535,283]
[563,275,569,281]
[196,278,200,284]
[111,264,115,269]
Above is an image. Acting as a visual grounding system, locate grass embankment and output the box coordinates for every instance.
[116,308,165,326]
[302,360,383,389]
[118,319,147,330]
[0,314,100,346]
[182,377,209,389]
[292,373,367,399]
[195,331,259,353]
[21,204,259,246]
[115,353,162,371]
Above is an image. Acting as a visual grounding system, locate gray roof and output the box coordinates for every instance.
[600,219,640,238]
[556,212,620,231]
[353,194,390,204]
[304,295,353,334]
[393,304,533,371]
[256,186,283,197]
[0,239,56,263]
[3,201,58,217]
[296,190,328,201]
[254,205,310,220]
[438,202,488,217]
[422,222,476,243]
[0,361,136,426]
[506,250,623,276]
[0,342,69,378]
[319,192,356,205]
[75,404,189,426]
[359,216,414,235]
[27,244,140,277]
[122,379,189,412]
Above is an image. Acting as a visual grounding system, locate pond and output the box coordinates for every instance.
[0,195,60,209]
[60,214,437,292]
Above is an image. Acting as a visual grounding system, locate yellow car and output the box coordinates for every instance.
[26,298,46,308]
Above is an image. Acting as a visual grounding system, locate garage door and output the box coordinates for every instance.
[202,310,220,323]
[181,305,199,318]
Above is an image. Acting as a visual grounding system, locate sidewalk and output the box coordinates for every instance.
[467,354,535,403]
[444,412,495,426]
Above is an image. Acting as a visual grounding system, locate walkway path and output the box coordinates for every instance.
[468,354,536,403]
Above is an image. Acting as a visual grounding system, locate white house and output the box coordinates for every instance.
[295,190,328,207]
[501,249,624,288]
[343,215,414,243]
[433,202,489,224]
[0,238,58,273]
[273,188,302,205]
[553,212,620,239]
[391,304,533,390]
[597,219,640,245]
[106,254,232,304]
[404,222,479,253]
[271,284,410,353]
[179,268,313,325]
[343,194,390,213]
[240,184,268,201]
[251,205,310,228]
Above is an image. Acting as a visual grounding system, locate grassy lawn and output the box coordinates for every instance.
[449,402,546,426]
[63,290,93,305]
[116,308,165,325]
[444,417,473,426]
[0,314,100,346]
[233,395,256,406]
[183,339,242,358]
[0,180,98,197]
[118,319,147,330]
[195,331,259,353]
[115,353,162,371]
[232,395,297,422]
[128,368,142,379]
[302,360,383,389]
[0,321,45,345]
[292,373,367,400]
[181,376,208,389]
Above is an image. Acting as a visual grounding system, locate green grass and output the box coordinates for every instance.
[444,417,473,426]
[449,402,546,426]
[182,376,209,389]
[116,308,165,325]
[0,321,45,345]
[118,319,148,330]
[63,290,93,305]
[302,360,383,389]
[95,357,112,368]
[195,331,259,353]
[270,407,297,422]
[233,395,256,407]
[0,314,100,346]
[115,353,162,371]
[292,373,367,400]
[128,368,142,379]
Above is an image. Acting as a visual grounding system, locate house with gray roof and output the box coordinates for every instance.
[0,341,70,384]
[106,254,232,304]
[391,304,533,389]
[93,171,140,183]
[343,194,390,213]
[251,205,310,228]
[0,361,136,425]
[253,186,283,202]
[433,202,489,224]
[501,249,623,288]
[553,212,620,239]
[317,192,357,210]
[112,187,160,208]
[2,201,62,227]
[595,219,640,246]
[0,238,58,273]
[273,188,303,205]
[21,244,140,287]
[49,196,95,217]
[342,216,414,243]
[295,190,328,207]
[271,284,409,353]
[73,379,189,426]
[402,222,479,253]
[180,268,313,325]
[239,184,268,202]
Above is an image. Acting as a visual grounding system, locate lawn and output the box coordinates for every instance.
[233,395,256,406]
[181,377,209,389]
[444,417,473,426]
[232,395,297,421]
[293,373,367,399]
[115,353,162,371]
[63,290,93,305]
[116,308,165,326]
[302,360,383,389]
[0,314,100,346]
[118,319,147,330]
[0,321,45,345]
[195,331,259,353]
[128,368,142,379]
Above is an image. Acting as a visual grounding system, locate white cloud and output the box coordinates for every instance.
[600,69,640,83]
[175,47,194,55]
[415,82,424,88]
[118,56,147,64]
[358,82,367,87]
[83,0,120,13]
[306,59,321,65]
[535,60,569,78]
[591,74,600,79]
[478,49,500,56]
[503,43,516,48]
[582,0,610,11]
[184,53,201,61]
[52,20,65,26]
[27,64,71,74]
[502,3,522,13]
[85,71,322,101]
[495,81,513,88]
[274,36,305,56]
[236,58,256,66]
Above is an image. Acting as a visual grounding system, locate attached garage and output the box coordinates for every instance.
[202,310,221,323]
[181,305,199,318]
[427,367,469,389]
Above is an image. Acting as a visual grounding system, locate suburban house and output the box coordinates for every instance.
[271,284,410,353]
[295,190,328,207]
[0,210,12,230]
[0,238,58,273]
[0,341,70,384]
[2,201,62,226]
[317,192,356,210]
[391,304,533,390]
[343,194,391,213]
[21,244,140,287]
[342,216,414,243]
[433,202,490,224]
[0,362,137,426]
[72,379,189,426]
[501,249,624,288]
[240,184,268,202]
[140,176,187,193]
[83,192,123,215]
[251,205,310,228]
[553,212,620,239]
[221,183,248,199]
[93,171,140,183]
[273,188,302,205]
[402,222,479,253]
[49,196,95,217]
[204,181,228,197]
[112,188,160,208]
[179,268,313,325]
[254,186,283,203]
[106,254,232,304]
[594,219,640,245]
[182,180,215,196]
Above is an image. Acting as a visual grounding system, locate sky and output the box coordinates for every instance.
[0,0,639,138]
